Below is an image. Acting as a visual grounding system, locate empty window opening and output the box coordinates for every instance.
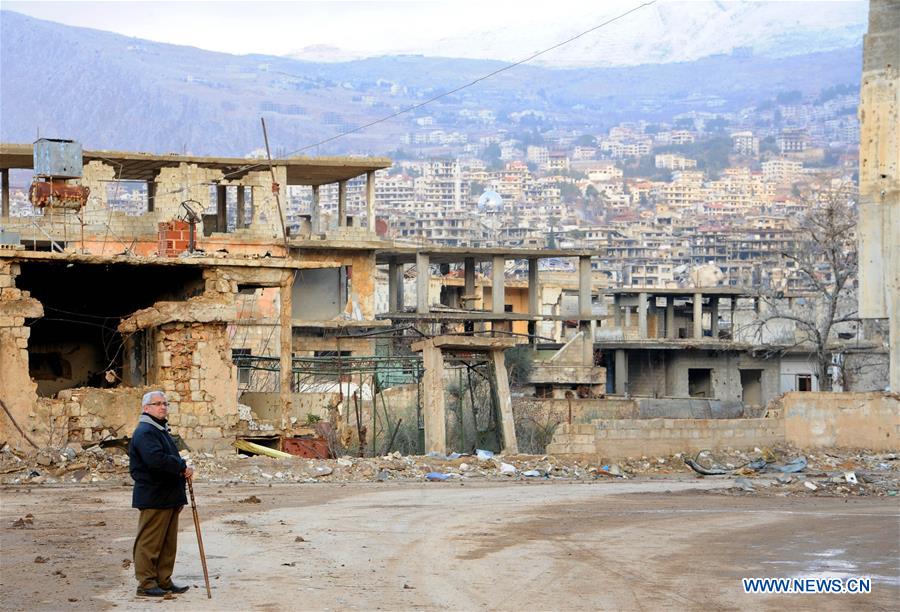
[232,348,252,387]
[19,261,203,397]
[797,374,813,392]
[740,369,763,405]
[105,180,148,215]
[292,267,348,321]
[204,185,253,234]
[688,368,713,398]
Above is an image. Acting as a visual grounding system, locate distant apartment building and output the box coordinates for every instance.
[762,158,804,185]
[669,130,696,145]
[543,152,571,173]
[526,145,550,165]
[587,164,624,182]
[731,130,759,156]
[777,129,808,153]
[655,154,698,170]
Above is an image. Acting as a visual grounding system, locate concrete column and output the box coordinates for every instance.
[1,168,8,219]
[638,292,649,339]
[421,342,446,454]
[666,297,675,339]
[613,295,622,328]
[146,178,156,214]
[492,255,505,314]
[528,257,540,315]
[366,171,376,233]
[311,185,321,233]
[491,349,519,454]
[710,297,719,339]
[388,259,404,312]
[614,349,628,395]
[416,252,430,313]
[624,304,631,329]
[580,323,594,367]
[578,256,592,318]
[216,185,227,232]
[693,292,703,339]
[279,279,293,430]
[464,257,476,309]
[730,298,737,339]
[337,180,347,227]
[236,186,245,229]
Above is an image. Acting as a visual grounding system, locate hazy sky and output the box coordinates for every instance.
[3,1,868,63]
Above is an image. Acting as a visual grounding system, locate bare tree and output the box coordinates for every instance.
[749,186,859,391]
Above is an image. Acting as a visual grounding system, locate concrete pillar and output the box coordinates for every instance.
[858,0,900,391]
[613,294,622,328]
[638,292,649,339]
[216,185,227,232]
[236,185,245,229]
[2,168,10,219]
[464,257,476,309]
[578,256,592,318]
[311,185,321,233]
[730,298,737,339]
[416,252,430,313]
[337,180,347,227]
[693,292,703,339]
[710,297,719,339]
[527,257,540,315]
[614,349,628,395]
[146,178,156,214]
[624,304,631,329]
[388,259,404,312]
[421,342,446,454]
[580,323,594,367]
[279,279,293,430]
[366,170,376,233]
[492,255,505,314]
[666,297,675,339]
[491,349,518,454]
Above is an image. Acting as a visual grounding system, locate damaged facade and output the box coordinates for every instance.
[1,143,392,452]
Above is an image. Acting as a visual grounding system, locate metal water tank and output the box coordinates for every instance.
[33,138,83,179]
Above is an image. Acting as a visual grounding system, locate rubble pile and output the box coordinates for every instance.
[1,443,897,498]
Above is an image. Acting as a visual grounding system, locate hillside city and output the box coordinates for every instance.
[5,82,859,292]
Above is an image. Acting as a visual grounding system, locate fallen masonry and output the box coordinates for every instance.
[2,442,897,499]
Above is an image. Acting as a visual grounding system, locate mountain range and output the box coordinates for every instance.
[0,10,863,158]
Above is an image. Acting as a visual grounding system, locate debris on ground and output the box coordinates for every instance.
[1,443,896,498]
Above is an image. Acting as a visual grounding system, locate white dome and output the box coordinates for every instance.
[477,190,503,212]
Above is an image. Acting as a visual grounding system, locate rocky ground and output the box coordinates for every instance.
[2,442,898,499]
[2,479,898,611]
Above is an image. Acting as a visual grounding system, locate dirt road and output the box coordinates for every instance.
[2,479,898,611]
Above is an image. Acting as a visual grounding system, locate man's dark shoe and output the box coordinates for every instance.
[136,586,168,597]
[162,583,190,594]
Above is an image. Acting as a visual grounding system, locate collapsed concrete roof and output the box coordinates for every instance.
[0,143,391,185]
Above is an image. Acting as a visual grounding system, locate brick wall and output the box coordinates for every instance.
[158,220,195,257]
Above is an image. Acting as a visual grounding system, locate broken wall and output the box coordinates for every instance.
[0,259,43,449]
[782,391,899,451]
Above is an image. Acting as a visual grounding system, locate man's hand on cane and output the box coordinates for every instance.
[184,466,194,480]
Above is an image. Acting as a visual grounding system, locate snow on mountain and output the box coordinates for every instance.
[381,1,867,67]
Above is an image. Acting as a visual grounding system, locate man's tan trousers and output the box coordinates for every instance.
[133,507,181,590]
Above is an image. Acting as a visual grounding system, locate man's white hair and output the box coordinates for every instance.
[141,390,166,407]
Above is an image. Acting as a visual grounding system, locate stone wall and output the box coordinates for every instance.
[0,259,44,449]
[782,391,899,451]
[152,322,240,451]
[546,391,900,458]
[547,417,784,458]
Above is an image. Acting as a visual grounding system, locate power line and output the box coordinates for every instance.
[142,0,657,205]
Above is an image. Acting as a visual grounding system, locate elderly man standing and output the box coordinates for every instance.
[129,391,194,597]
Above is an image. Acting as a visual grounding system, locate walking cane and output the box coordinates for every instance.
[187,477,212,599]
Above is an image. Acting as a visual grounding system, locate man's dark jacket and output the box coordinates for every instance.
[129,414,187,509]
